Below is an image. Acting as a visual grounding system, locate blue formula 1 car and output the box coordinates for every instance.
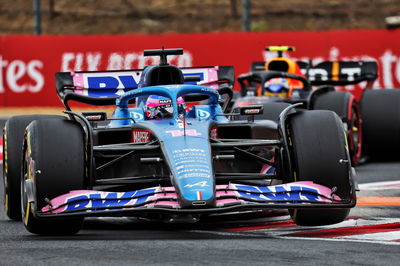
[3,48,356,235]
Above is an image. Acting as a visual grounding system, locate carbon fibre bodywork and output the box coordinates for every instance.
[31,83,355,220]
[19,49,356,230]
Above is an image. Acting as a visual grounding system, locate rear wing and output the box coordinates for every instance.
[250,60,378,87]
[55,66,234,109]
[298,61,378,86]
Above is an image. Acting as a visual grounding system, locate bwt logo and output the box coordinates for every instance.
[65,189,157,212]
[0,56,44,93]
[86,73,141,89]
[234,184,319,202]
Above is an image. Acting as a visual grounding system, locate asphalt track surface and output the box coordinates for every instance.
[1,119,400,265]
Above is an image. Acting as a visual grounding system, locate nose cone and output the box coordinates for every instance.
[161,121,215,208]
[170,145,215,207]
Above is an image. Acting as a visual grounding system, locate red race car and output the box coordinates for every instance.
[235,46,378,165]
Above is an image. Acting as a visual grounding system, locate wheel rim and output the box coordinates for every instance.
[21,141,34,226]
[3,134,10,216]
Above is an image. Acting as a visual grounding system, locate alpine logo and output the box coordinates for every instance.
[197,109,210,119]
[130,111,144,121]
[184,181,209,188]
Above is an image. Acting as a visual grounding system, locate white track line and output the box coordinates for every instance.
[203,218,400,246]
[358,180,400,190]
[339,231,400,242]
[0,136,2,164]
[279,235,400,246]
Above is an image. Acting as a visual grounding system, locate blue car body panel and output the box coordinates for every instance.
[110,84,227,205]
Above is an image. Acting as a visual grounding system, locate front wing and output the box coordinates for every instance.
[36,181,355,218]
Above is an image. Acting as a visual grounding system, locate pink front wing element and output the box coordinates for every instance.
[296,181,341,201]
[41,181,341,214]
[41,187,179,213]
[41,190,94,213]
[216,181,341,203]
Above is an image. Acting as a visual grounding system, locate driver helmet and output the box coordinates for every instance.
[145,95,186,119]
[263,77,289,97]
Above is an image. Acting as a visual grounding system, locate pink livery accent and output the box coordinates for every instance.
[41,181,341,214]
[198,66,219,89]
[71,72,85,88]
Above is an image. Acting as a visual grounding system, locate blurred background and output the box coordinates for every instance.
[1,0,400,112]
[1,0,400,34]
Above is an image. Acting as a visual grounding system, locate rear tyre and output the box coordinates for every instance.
[21,119,85,235]
[312,91,361,165]
[360,89,400,160]
[2,115,65,221]
[287,110,353,226]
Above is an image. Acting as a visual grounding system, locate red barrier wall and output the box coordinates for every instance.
[1,29,400,107]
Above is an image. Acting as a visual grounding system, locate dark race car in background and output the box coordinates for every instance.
[3,48,356,235]
[234,46,390,165]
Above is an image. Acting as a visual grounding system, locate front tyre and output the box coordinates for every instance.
[287,110,353,226]
[21,119,85,235]
[3,115,65,221]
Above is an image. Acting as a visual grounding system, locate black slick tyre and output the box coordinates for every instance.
[312,91,361,165]
[21,119,85,235]
[360,89,400,160]
[2,115,65,221]
[287,110,353,226]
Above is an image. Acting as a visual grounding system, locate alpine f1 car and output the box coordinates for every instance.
[235,46,378,165]
[3,48,356,235]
